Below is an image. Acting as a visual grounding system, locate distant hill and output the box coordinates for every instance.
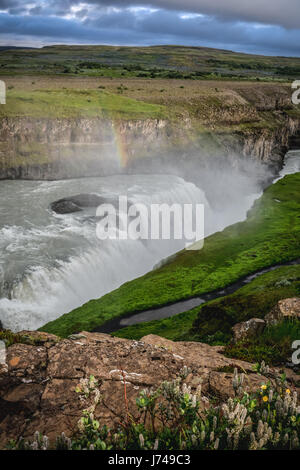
[0,44,300,80]
[0,46,37,51]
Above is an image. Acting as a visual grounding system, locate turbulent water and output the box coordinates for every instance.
[0,151,299,332]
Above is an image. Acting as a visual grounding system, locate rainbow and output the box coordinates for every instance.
[112,124,129,169]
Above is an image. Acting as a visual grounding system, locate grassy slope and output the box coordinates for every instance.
[0,89,166,120]
[113,264,300,342]
[1,45,300,81]
[40,173,300,337]
[2,78,297,127]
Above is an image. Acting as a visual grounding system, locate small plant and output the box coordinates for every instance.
[8,365,300,451]
[275,279,292,287]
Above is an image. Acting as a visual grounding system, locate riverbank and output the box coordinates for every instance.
[94,260,300,336]
[112,263,300,345]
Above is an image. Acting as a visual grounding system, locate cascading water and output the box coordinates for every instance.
[0,150,298,332]
[0,174,211,331]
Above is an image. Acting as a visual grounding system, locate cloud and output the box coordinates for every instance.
[135,0,300,29]
[68,0,300,29]
[0,1,299,56]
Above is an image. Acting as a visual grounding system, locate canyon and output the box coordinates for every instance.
[0,53,299,450]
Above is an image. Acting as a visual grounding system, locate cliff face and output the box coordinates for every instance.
[0,86,299,180]
[241,116,300,164]
[0,117,171,179]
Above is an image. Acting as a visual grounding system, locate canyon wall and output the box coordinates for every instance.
[0,85,299,180]
[0,117,173,179]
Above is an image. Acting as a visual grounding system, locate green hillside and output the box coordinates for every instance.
[1,44,300,80]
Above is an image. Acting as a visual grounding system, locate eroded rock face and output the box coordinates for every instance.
[0,331,298,448]
[0,117,170,180]
[0,97,299,181]
[265,298,300,326]
[232,318,266,343]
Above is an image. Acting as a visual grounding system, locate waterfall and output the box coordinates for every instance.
[3,147,296,334]
[0,175,209,331]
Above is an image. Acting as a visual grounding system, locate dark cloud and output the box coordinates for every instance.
[70,0,300,29]
[143,0,300,29]
[0,1,299,56]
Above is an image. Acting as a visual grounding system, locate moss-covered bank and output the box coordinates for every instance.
[112,264,300,343]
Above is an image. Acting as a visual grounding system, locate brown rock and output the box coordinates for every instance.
[9,357,20,367]
[232,318,266,343]
[0,331,297,449]
[19,330,60,344]
[265,298,300,326]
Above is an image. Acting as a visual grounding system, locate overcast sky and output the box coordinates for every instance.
[0,0,300,56]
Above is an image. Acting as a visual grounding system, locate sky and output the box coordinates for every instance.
[0,0,300,56]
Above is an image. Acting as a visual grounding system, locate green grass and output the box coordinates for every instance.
[224,320,300,365]
[40,173,300,338]
[0,89,167,119]
[112,264,300,342]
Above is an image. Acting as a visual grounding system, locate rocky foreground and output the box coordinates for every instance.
[0,330,299,449]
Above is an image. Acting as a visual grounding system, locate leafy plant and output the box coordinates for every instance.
[9,366,300,451]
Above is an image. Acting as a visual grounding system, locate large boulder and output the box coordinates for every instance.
[50,193,105,214]
[50,193,123,214]
[50,199,82,214]
[265,298,300,326]
[232,318,266,343]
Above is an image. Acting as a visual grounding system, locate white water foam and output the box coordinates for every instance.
[0,175,210,331]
